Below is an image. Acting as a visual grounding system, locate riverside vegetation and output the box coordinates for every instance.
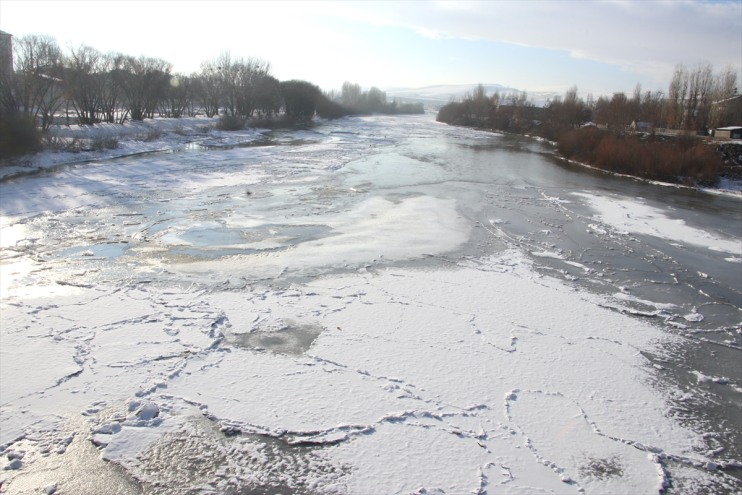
[0,34,423,160]
[436,66,741,187]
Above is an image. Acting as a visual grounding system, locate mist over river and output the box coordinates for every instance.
[1,114,740,494]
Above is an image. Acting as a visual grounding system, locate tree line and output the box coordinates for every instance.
[435,65,741,186]
[0,33,422,157]
[326,82,423,115]
[437,64,740,138]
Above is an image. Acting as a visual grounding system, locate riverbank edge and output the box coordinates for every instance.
[443,122,742,198]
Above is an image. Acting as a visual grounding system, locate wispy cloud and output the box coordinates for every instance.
[0,0,738,92]
[332,0,742,85]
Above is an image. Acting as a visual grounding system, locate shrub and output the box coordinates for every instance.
[534,123,564,143]
[216,114,246,131]
[280,80,320,121]
[557,127,603,162]
[0,114,42,159]
[44,134,84,153]
[556,127,722,185]
[315,96,349,119]
[436,101,466,125]
[138,128,163,141]
[90,135,119,151]
[251,115,308,130]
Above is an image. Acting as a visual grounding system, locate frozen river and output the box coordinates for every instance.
[1,114,740,494]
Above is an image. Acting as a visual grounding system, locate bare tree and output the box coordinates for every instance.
[341,82,362,108]
[505,91,534,131]
[709,66,739,129]
[195,60,222,117]
[667,64,689,129]
[160,73,196,118]
[591,92,630,132]
[0,68,14,118]
[714,66,738,101]
[12,34,65,129]
[215,52,239,116]
[203,52,271,118]
[366,86,386,109]
[236,58,271,117]
[100,53,128,123]
[687,63,714,131]
[563,85,586,127]
[121,55,171,121]
[608,92,630,131]
[280,79,320,120]
[254,74,281,117]
[469,83,490,124]
[629,83,642,122]
[666,63,737,131]
[640,90,665,125]
[64,45,107,125]
[544,86,587,132]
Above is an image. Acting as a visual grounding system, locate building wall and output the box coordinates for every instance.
[715,128,742,139]
[0,31,12,76]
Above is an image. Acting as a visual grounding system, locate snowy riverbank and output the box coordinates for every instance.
[0,117,266,181]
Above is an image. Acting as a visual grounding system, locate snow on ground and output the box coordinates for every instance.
[0,117,267,181]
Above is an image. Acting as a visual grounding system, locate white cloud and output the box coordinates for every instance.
[332,0,742,85]
[0,0,738,91]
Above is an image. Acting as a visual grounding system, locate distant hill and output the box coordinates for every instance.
[384,84,559,108]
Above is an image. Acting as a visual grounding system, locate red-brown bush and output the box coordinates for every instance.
[557,128,722,185]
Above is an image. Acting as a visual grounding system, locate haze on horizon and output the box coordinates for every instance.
[0,0,740,97]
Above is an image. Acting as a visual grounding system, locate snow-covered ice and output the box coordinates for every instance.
[1,114,740,494]
[573,192,741,256]
[2,251,716,493]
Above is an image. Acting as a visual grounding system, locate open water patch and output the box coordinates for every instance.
[226,323,323,355]
[159,224,335,260]
[181,137,319,152]
[175,224,333,247]
[56,242,130,260]
[177,227,248,247]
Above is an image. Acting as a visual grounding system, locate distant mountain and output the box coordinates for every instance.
[384,84,559,108]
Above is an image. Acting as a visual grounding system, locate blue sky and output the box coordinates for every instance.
[1,0,740,97]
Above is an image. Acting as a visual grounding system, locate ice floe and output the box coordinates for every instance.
[573,192,742,256]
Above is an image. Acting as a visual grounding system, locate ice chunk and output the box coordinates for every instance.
[136,402,160,421]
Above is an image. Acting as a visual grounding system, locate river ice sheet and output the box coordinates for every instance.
[1,114,740,494]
